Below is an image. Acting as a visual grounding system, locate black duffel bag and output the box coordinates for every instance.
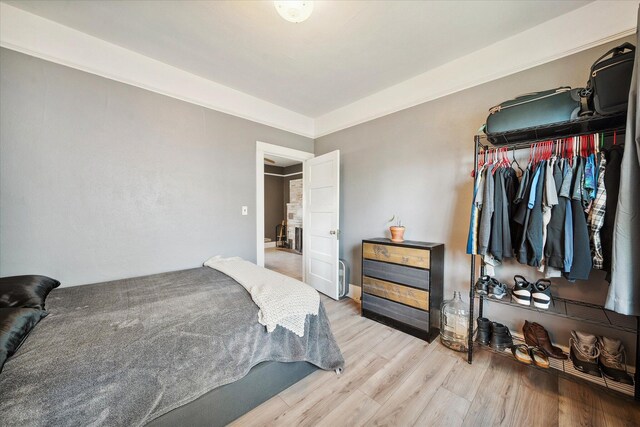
[485,87,581,135]
[586,42,635,115]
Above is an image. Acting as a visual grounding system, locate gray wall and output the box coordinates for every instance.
[0,48,313,286]
[316,36,636,356]
[264,165,284,241]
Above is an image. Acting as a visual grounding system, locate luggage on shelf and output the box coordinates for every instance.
[586,42,635,115]
[485,87,582,138]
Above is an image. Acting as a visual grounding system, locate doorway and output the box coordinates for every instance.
[256,142,314,280]
[264,155,303,280]
[256,142,341,299]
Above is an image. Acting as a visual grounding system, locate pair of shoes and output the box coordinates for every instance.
[523,320,567,360]
[570,331,634,384]
[476,317,513,351]
[511,344,550,368]
[475,275,508,299]
[511,276,552,309]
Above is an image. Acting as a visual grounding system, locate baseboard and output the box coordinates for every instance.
[264,242,276,248]
[347,284,361,302]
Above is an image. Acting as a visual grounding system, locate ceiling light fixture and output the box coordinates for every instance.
[274,1,314,23]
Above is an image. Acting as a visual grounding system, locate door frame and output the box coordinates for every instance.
[256,141,314,274]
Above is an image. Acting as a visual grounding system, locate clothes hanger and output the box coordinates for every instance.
[501,147,509,168]
[491,148,502,174]
[568,137,575,167]
[544,141,551,161]
[510,148,524,174]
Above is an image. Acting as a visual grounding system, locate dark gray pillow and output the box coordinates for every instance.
[0,307,47,372]
[0,275,60,310]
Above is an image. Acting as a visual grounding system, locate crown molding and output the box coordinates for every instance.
[314,1,638,138]
[1,2,636,140]
[0,3,315,138]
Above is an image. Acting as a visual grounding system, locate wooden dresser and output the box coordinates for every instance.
[361,238,444,342]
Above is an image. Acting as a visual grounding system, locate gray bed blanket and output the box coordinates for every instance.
[0,267,344,426]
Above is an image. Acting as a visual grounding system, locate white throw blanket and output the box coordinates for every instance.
[204,256,319,337]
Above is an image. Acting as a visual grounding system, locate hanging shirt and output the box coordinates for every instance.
[527,165,542,209]
[560,160,574,273]
[514,166,531,204]
[588,153,607,269]
[584,153,597,202]
[544,157,559,208]
[466,165,486,255]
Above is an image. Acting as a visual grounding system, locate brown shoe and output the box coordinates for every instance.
[523,321,567,360]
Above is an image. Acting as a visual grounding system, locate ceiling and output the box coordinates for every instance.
[6,0,592,118]
[264,155,301,168]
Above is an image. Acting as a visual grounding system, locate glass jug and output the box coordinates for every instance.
[440,291,469,352]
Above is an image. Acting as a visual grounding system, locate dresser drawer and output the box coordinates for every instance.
[362,293,429,330]
[363,276,429,310]
[362,259,429,290]
[363,243,430,269]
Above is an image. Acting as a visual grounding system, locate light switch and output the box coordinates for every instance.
[242,206,248,215]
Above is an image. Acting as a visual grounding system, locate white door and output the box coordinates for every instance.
[304,150,340,299]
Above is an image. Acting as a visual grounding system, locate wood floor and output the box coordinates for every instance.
[232,296,640,427]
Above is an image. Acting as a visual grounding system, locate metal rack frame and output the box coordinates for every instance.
[466,116,640,401]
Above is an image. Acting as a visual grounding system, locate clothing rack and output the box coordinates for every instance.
[485,112,626,146]
[467,117,640,401]
[478,128,625,154]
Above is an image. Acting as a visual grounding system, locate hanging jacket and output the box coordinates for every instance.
[545,159,566,270]
[514,166,534,265]
[602,145,624,280]
[490,168,515,262]
[567,157,592,281]
[478,165,494,257]
[523,162,545,267]
[511,166,530,256]
[490,168,505,262]
[540,158,559,269]
[503,167,519,258]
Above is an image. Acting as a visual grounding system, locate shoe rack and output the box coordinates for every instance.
[467,114,640,401]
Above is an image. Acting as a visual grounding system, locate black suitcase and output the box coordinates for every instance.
[485,87,581,136]
[587,42,635,115]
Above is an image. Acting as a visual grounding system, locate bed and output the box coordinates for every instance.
[0,267,344,426]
